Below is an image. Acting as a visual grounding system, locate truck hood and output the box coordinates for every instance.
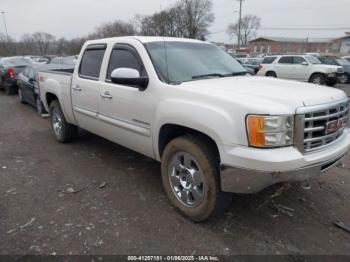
[179,76,347,109]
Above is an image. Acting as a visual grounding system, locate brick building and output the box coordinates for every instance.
[332,32,350,55]
[248,37,334,55]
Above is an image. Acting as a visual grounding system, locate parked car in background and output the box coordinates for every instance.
[49,56,77,66]
[235,59,255,75]
[33,57,49,64]
[343,56,350,63]
[318,56,350,83]
[258,55,344,86]
[38,36,350,222]
[17,64,74,115]
[0,57,32,95]
[243,58,263,74]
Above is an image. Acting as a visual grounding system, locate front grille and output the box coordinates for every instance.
[296,99,349,153]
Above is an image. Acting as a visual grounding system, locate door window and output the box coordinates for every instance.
[79,46,106,80]
[293,57,307,64]
[106,47,145,80]
[278,56,293,64]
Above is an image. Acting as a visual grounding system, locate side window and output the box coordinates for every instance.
[262,56,277,64]
[106,47,145,80]
[79,46,106,80]
[278,56,293,64]
[293,57,307,64]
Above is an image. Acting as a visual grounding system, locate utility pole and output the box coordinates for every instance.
[237,0,244,50]
[0,11,9,42]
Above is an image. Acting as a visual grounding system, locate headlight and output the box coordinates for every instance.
[246,115,294,148]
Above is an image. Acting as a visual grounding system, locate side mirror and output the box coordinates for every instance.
[111,68,149,90]
[301,61,309,66]
[29,78,34,83]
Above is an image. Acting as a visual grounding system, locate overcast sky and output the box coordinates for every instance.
[0,0,349,43]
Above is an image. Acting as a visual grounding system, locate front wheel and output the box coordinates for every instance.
[49,100,78,143]
[310,74,326,85]
[161,135,231,222]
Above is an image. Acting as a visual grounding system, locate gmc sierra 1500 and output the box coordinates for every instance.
[38,36,350,222]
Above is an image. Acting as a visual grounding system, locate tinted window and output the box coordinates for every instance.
[293,57,307,64]
[79,48,106,79]
[107,48,144,79]
[261,56,277,64]
[278,56,293,64]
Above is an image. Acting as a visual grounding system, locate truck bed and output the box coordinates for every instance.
[38,69,76,125]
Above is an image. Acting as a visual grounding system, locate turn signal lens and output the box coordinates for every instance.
[247,116,265,147]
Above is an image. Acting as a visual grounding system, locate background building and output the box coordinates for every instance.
[248,37,334,55]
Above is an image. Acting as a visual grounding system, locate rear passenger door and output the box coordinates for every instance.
[276,56,294,79]
[71,44,106,131]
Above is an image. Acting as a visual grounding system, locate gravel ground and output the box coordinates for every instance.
[0,84,350,256]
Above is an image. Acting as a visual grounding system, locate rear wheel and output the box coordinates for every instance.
[49,100,78,143]
[266,71,277,78]
[161,135,231,222]
[310,73,326,85]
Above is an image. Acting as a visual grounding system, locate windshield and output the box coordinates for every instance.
[305,55,322,64]
[336,58,350,66]
[145,41,247,84]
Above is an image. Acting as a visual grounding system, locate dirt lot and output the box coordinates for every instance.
[0,85,350,256]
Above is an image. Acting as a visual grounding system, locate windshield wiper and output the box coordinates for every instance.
[192,73,226,79]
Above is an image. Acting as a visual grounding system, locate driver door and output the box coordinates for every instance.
[98,44,155,158]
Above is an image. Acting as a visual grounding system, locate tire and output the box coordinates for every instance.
[309,73,326,85]
[265,71,277,78]
[339,74,349,84]
[36,95,47,115]
[18,88,26,104]
[326,80,337,87]
[161,135,232,222]
[49,100,78,143]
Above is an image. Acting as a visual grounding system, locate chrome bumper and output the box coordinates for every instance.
[220,153,346,194]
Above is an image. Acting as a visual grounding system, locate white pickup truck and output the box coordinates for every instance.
[38,37,350,222]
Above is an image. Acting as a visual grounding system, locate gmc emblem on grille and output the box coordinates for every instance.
[325,120,342,134]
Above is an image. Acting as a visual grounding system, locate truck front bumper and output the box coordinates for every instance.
[220,129,350,193]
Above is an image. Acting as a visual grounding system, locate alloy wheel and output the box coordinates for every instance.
[168,152,205,208]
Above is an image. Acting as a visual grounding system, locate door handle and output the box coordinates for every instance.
[73,85,82,92]
[101,91,113,99]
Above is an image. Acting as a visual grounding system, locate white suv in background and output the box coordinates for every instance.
[257,55,344,86]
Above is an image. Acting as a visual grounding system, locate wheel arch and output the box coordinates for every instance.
[158,124,220,163]
[309,72,326,82]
